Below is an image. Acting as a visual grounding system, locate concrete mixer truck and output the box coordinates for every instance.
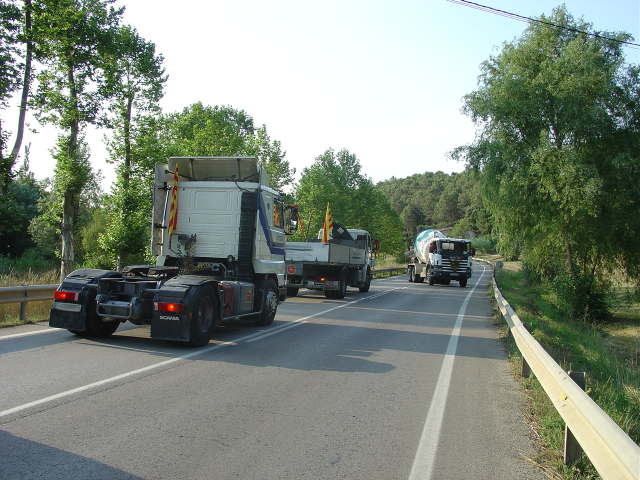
[406,229,474,287]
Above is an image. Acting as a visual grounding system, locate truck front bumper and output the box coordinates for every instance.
[431,267,472,280]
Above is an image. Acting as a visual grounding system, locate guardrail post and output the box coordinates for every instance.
[19,287,27,321]
[521,357,531,378]
[564,371,586,466]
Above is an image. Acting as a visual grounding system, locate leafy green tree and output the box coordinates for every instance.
[0,0,22,190]
[0,154,44,256]
[457,6,640,320]
[29,139,104,262]
[31,0,123,280]
[7,0,36,179]
[101,25,166,268]
[294,148,404,255]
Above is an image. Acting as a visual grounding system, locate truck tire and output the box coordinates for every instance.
[426,267,434,285]
[325,273,347,299]
[459,278,467,288]
[256,279,278,326]
[76,291,120,338]
[188,285,216,347]
[286,287,299,297]
[359,271,372,292]
[408,267,415,283]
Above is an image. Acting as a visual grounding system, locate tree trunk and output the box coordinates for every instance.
[59,63,80,281]
[8,0,33,170]
[117,94,134,271]
[60,190,75,281]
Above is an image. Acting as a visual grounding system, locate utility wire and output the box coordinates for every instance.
[446,0,640,49]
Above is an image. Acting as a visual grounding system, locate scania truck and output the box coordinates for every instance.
[49,156,298,346]
[407,229,473,287]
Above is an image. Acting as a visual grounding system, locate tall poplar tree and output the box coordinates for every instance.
[32,0,123,280]
[101,25,166,269]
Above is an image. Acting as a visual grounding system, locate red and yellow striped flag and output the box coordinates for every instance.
[321,203,333,243]
[167,167,179,237]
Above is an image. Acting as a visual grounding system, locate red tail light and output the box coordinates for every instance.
[54,290,78,302]
[155,302,184,313]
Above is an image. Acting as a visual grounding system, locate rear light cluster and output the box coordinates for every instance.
[54,290,78,302]
[154,302,184,313]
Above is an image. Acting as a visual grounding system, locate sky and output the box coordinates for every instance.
[5,0,640,190]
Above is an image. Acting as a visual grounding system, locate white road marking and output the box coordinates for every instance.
[0,328,60,341]
[0,287,404,420]
[408,267,486,480]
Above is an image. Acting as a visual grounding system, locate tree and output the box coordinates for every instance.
[101,25,166,268]
[294,148,404,255]
[457,6,640,320]
[31,0,123,280]
[0,0,22,191]
[0,151,44,256]
[245,125,295,191]
[7,0,35,178]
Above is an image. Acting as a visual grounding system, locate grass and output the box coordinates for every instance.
[0,268,59,328]
[493,265,640,479]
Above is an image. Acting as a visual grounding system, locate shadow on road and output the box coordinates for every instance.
[75,315,505,376]
[0,430,143,480]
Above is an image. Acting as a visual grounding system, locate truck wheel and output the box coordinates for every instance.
[286,287,299,297]
[359,272,372,293]
[76,293,120,338]
[325,274,347,299]
[459,278,468,288]
[408,267,415,283]
[189,285,216,347]
[256,279,278,326]
[336,273,347,299]
[426,268,434,285]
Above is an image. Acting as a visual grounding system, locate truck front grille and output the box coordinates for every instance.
[440,259,468,272]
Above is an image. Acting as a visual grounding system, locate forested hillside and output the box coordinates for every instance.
[377,168,492,239]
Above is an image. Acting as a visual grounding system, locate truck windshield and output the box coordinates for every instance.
[439,242,468,254]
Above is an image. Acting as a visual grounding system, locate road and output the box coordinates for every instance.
[0,265,543,480]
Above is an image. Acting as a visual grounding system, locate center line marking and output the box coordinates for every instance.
[0,286,404,421]
[408,267,486,480]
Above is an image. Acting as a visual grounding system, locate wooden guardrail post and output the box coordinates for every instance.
[564,371,586,466]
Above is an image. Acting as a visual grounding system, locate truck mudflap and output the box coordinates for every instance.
[50,269,122,331]
[150,275,218,343]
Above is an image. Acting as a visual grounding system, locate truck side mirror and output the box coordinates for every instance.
[284,205,299,235]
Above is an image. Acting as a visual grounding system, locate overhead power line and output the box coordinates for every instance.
[446,0,640,49]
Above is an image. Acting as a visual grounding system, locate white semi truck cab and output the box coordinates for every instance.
[49,157,299,346]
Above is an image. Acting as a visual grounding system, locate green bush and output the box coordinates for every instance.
[471,235,496,254]
[0,249,57,274]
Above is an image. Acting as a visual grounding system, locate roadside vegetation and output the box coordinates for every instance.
[494,262,639,479]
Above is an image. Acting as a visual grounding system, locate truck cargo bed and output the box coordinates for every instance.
[285,242,366,265]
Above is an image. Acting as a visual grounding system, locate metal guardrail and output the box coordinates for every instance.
[478,259,640,480]
[0,284,57,321]
[371,267,405,278]
[0,271,409,320]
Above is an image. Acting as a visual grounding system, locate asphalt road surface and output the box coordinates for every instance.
[0,265,544,480]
